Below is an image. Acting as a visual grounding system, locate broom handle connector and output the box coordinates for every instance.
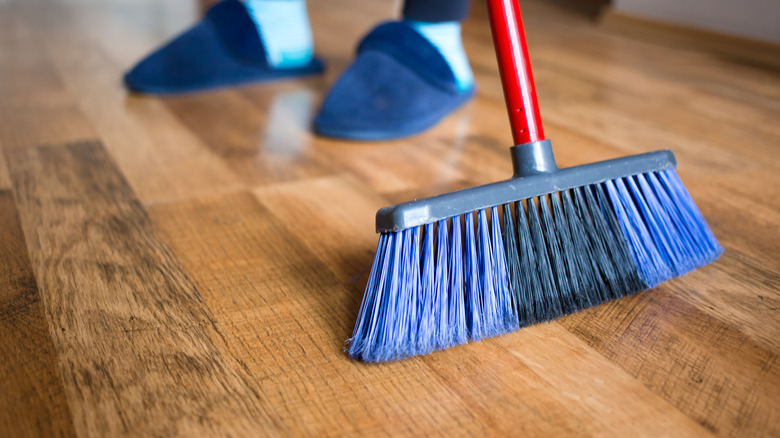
[486,0,545,145]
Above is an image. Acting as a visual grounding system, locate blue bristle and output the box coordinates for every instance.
[605,178,671,286]
[633,174,693,275]
[623,175,680,275]
[367,230,402,362]
[476,209,513,337]
[448,217,468,346]
[374,227,420,361]
[602,170,723,288]
[657,170,723,262]
[490,206,518,331]
[400,228,421,356]
[644,173,700,265]
[348,168,721,362]
[367,231,395,361]
[463,212,484,340]
[478,209,500,336]
[416,223,436,355]
[433,220,451,349]
[347,233,388,358]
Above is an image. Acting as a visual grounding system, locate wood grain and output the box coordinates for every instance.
[0,148,11,190]
[163,87,336,187]
[147,191,490,436]
[6,141,283,436]
[560,282,780,436]
[0,192,76,438]
[0,11,95,150]
[30,8,245,205]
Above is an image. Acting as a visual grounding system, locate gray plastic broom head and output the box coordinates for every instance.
[376,141,677,233]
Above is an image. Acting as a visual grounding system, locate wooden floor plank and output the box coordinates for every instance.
[0,192,76,438]
[148,191,493,436]
[254,175,384,281]
[30,8,245,205]
[0,12,95,150]
[163,87,336,187]
[0,149,11,190]
[560,284,780,436]
[690,179,780,273]
[5,141,284,437]
[683,250,780,351]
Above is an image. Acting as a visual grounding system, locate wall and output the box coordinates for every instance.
[612,0,780,44]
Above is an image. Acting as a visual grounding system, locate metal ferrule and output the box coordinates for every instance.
[375,141,677,233]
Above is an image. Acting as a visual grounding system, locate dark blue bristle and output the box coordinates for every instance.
[602,170,724,287]
[501,203,527,325]
[550,193,592,311]
[347,168,720,362]
[561,190,607,306]
[524,198,564,322]
[402,228,421,354]
[539,195,579,314]
[575,187,645,300]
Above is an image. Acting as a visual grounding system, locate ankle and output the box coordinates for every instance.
[243,0,314,69]
[406,20,473,92]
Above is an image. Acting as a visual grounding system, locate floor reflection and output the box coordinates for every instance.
[260,88,315,158]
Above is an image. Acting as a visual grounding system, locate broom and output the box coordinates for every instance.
[347,0,722,362]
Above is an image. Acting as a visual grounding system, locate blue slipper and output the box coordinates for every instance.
[124,0,324,95]
[313,22,474,141]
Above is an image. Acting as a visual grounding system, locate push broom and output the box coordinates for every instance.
[347,0,722,362]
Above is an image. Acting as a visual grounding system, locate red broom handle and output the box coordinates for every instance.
[486,0,545,145]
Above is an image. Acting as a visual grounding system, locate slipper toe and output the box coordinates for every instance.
[314,21,474,140]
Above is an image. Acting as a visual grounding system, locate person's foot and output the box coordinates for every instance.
[313,20,475,141]
[124,0,324,95]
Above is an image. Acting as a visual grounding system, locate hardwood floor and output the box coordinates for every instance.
[1,0,778,436]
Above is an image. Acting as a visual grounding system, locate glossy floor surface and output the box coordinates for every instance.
[1,0,778,436]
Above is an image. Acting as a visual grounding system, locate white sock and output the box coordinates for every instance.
[243,0,314,69]
[407,20,474,92]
